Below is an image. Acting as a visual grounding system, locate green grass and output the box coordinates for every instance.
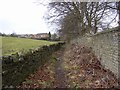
[2,36,57,56]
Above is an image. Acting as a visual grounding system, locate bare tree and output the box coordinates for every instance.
[117,1,120,27]
[45,2,118,42]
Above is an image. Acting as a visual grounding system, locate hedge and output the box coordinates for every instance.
[2,42,65,87]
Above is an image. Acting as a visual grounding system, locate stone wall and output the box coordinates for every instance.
[71,27,119,78]
[2,42,65,87]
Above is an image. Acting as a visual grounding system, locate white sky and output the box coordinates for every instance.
[0,0,118,34]
[0,0,53,34]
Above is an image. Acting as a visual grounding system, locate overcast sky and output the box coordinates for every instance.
[0,0,118,34]
[0,0,53,34]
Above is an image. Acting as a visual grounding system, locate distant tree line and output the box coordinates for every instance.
[0,32,18,37]
[48,32,60,41]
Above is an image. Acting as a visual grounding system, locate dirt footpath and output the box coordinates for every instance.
[54,47,67,88]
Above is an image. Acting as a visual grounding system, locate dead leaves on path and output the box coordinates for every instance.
[17,61,55,88]
[63,43,118,88]
[16,43,118,88]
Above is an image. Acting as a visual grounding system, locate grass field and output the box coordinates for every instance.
[2,36,57,56]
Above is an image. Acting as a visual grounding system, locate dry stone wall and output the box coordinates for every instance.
[2,42,65,87]
[71,27,119,78]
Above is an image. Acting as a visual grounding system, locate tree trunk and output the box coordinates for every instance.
[117,1,120,27]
